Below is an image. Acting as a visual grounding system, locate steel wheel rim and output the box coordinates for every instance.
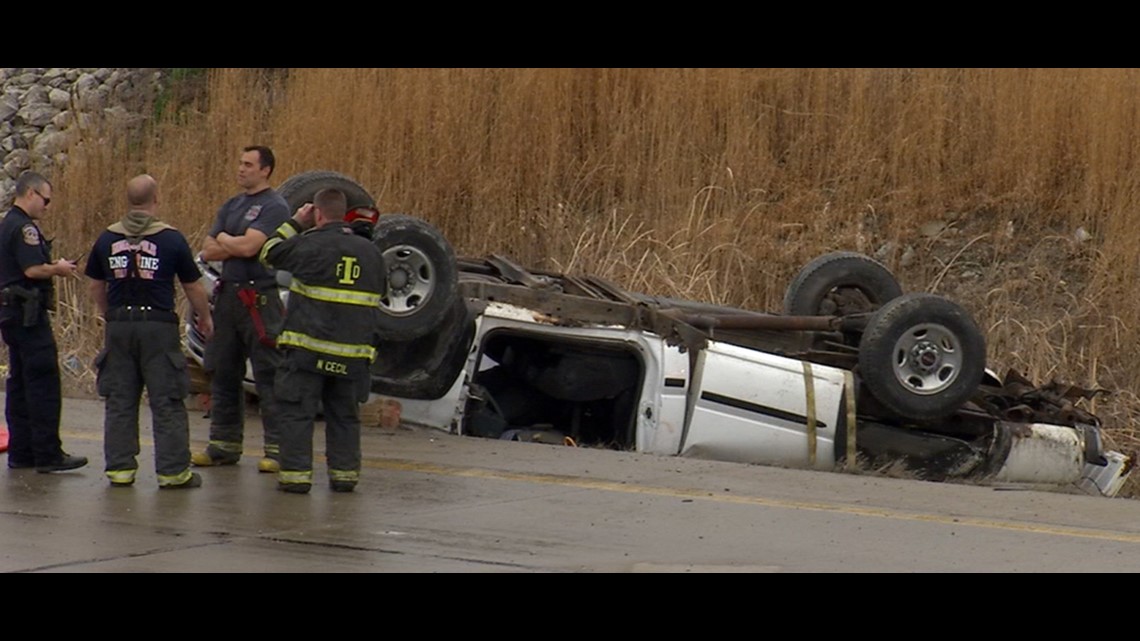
[891,322,962,395]
[381,244,435,316]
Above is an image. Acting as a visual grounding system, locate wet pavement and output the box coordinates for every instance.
[5,393,1140,572]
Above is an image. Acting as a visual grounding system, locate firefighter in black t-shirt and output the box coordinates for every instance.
[85,175,214,489]
[192,146,290,473]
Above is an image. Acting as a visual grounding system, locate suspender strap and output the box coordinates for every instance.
[236,287,277,348]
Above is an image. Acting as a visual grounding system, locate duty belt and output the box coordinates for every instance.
[106,306,178,323]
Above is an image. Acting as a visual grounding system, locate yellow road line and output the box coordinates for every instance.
[371,457,1140,545]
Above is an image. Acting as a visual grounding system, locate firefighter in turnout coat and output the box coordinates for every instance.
[259,188,385,494]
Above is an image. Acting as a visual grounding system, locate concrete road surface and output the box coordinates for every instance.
[3,393,1140,572]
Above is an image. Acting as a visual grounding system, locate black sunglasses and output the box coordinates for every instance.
[33,189,50,206]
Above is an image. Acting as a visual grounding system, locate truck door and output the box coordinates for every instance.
[680,340,848,470]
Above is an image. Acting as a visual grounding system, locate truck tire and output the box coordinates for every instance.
[783,251,902,316]
[370,296,474,399]
[278,172,459,341]
[857,293,986,423]
[277,170,376,213]
[372,213,459,341]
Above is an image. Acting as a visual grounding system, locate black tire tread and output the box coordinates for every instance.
[784,251,902,316]
[276,171,376,212]
[371,297,474,399]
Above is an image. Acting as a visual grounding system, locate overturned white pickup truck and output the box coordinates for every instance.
[183,171,1133,497]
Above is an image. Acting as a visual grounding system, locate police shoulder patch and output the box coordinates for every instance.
[21,224,40,246]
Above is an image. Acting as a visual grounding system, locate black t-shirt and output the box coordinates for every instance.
[84,227,201,311]
[207,187,290,282]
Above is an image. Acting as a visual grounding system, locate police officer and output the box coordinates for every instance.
[0,171,87,473]
[259,188,385,494]
[85,175,214,489]
[193,145,290,473]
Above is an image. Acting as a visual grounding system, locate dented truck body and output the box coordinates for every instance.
[387,260,1129,495]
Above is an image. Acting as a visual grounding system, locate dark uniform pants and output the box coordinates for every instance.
[95,320,192,484]
[1,319,63,466]
[203,283,283,460]
[275,362,363,488]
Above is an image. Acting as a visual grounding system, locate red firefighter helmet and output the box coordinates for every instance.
[346,206,379,226]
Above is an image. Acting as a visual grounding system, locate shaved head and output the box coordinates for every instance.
[127,174,158,208]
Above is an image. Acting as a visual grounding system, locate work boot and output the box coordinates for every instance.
[36,453,88,473]
[258,457,281,473]
[159,472,202,490]
[106,469,137,487]
[277,482,311,494]
[330,480,357,493]
[191,450,240,467]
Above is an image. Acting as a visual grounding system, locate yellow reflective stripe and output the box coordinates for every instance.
[329,469,360,482]
[260,220,304,266]
[208,440,243,454]
[277,331,376,360]
[278,470,313,484]
[276,221,299,239]
[264,444,280,455]
[289,278,382,307]
[158,469,192,486]
[106,469,137,483]
[259,237,282,265]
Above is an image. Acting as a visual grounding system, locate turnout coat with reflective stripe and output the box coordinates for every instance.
[260,220,385,376]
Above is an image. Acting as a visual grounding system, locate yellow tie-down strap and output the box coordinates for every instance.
[844,370,857,471]
[802,361,816,466]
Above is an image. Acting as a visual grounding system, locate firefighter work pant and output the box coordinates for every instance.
[95,319,194,486]
[1,319,64,466]
[203,282,284,461]
[275,363,363,489]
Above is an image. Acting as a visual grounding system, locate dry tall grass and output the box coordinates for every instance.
[24,68,1140,464]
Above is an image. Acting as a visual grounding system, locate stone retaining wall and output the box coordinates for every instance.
[0,68,164,201]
